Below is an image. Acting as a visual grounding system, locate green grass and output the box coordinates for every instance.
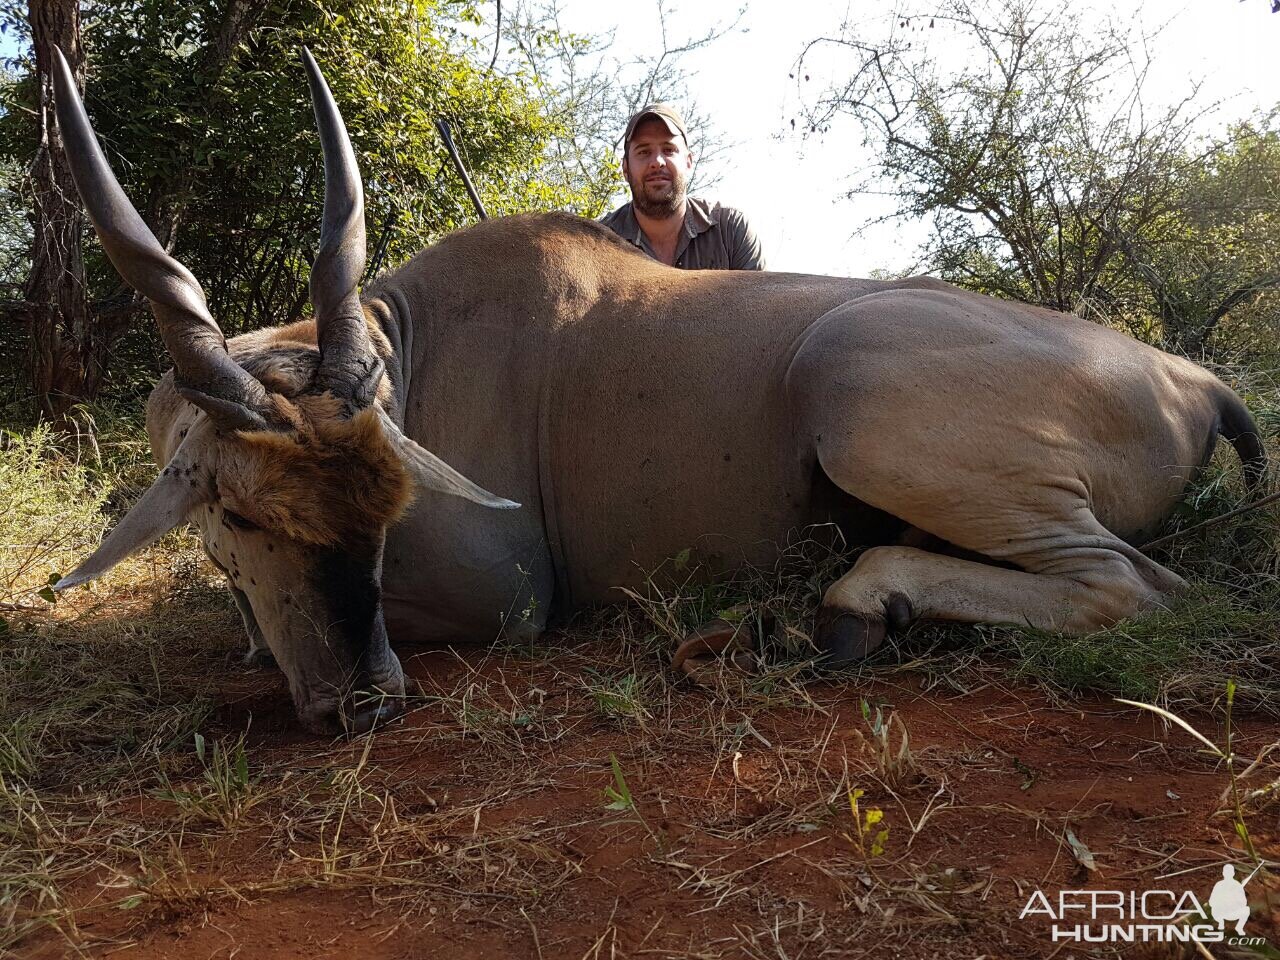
[980,579,1280,706]
[154,732,258,828]
[0,424,107,607]
[585,670,652,722]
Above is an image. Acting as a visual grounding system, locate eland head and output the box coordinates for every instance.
[51,48,518,734]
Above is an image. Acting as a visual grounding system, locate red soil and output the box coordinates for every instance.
[22,641,1280,959]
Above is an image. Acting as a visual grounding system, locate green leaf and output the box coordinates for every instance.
[38,586,56,604]
[603,753,634,811]
[194,731,206,764]
[871,828,889,857]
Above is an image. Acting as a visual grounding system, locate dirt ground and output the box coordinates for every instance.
[17,630,1280,960]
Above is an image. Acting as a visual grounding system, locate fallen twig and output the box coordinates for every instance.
[1139,490,1280,552]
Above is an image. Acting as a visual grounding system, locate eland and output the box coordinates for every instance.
[51,50,1265,733]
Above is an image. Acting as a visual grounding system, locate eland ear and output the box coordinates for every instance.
[55,457,206,591]
[375,409,520,510]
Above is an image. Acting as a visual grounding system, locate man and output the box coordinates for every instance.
[1209,863,1250,936]
[601,103,765,270]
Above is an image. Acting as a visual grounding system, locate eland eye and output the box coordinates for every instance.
[223,508,259,532]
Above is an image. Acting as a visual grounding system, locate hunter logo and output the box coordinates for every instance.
[1019,863,1266,945]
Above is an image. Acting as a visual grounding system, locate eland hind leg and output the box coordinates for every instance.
[812,534,1185,665]
[785,287,1202,664]
[802,410,1192,663]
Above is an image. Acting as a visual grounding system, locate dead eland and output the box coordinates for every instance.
[50,49,1264,734]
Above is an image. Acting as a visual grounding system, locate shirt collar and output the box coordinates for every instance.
[619,197,715,256]
[683,196,714,238]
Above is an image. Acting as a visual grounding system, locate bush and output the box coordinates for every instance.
[0,425,107,607]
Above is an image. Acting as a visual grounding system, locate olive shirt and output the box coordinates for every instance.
[600,197,766,270]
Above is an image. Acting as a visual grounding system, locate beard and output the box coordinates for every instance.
[628,169,687,219]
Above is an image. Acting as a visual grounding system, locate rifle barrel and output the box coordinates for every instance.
[435,119,489,221]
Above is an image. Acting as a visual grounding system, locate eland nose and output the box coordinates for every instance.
[298,694,405,736]
[347,698,403,734]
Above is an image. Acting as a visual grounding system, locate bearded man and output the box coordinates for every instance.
[600,104,765,270]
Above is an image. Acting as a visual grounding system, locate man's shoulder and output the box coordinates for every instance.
[688,197,764,270]
[599,203,633,228]
[689,197,754,229]
[691,195,742,217]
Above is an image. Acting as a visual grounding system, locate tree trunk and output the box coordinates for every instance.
[25,0,99,422]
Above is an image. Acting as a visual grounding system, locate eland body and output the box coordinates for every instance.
[53,51,1264,733]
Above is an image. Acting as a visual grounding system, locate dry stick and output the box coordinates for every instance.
[519,906,544,960]
[1138,490,1280,553]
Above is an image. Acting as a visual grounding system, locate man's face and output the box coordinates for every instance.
[623,117,693,218]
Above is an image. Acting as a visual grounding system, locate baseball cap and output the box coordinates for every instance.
[623,103,688,147]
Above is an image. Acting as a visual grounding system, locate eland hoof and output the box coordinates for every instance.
[812,608,886,668]
[242,644,277,669]
[226,644,276,669]
[672,608,760,686]
[348,699,403,735]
